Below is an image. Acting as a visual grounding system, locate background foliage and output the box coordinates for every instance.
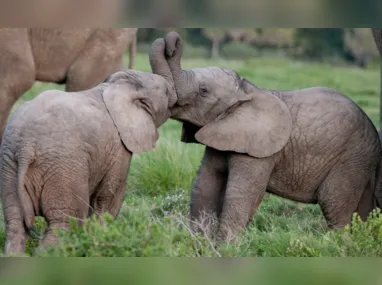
[137,28,379,67]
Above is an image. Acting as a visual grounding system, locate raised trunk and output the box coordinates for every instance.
[149,38,177,107]
[163,31,192,104]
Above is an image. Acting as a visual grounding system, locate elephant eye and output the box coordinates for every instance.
[199,86,209,96]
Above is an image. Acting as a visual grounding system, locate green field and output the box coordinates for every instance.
[3,53,382,257]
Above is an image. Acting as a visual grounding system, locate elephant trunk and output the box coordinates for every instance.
[149,38,177,107]
[163,31,192,104]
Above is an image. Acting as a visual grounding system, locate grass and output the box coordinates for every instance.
[2,52,382,257]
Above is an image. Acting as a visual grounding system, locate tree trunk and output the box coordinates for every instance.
[212,39,220,58]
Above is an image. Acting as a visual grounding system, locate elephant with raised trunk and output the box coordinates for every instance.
[0,69,176,256]
[149,31,382,242]
[0,28,138,143]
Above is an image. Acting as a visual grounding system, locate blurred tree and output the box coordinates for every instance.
[202,28,227,58]
[226,28,254,42]
[226,28,246,41]
[294,28,344,59]
[344,28,379,68]
[186,28,210,46]
[252,29,295,48]
[135,28,378,66]
[226,29,295,49]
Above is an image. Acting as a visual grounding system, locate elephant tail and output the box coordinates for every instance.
[16,156,36,233]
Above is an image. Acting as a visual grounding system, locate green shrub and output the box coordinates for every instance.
[37,209,217,257]
[331,209,382,256]
[285,209,382,257]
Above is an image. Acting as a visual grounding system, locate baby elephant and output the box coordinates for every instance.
[0,70,176,256]
[150,31,382,242]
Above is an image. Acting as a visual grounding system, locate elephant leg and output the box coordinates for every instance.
[128,34,137,70]
[1,158,28,256]
[317,161,374,229]
[356,178,376,221]
[217,154,275,243]
[89,154,131,220]
[90,182,127,221]
[0,38,35,142]
[189,147,228,236]
[35,173,90,254]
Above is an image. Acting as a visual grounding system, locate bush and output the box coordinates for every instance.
[331,209,382,256]
[221,42,259,59]
[37,209,217,257]
[284,209,382,257]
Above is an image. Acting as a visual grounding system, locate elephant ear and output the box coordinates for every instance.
[180,121,201,143]
[195,88,292,158]
[102,83,158,153]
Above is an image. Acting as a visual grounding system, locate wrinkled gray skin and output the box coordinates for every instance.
[0,28,138,144]
[0,69,176,256]
[150,31,382,242]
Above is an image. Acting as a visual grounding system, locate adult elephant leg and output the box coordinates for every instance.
[0,29,35,143]
[217,154,275,243]
[190,147,228,236]
[127,33,137,70]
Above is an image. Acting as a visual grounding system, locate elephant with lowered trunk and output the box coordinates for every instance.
[0,69,176,256]
[149,31,382,242]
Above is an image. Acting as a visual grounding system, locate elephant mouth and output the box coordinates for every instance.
[172,117,203,130]
[169,103,182,118]
[170,108,205,128]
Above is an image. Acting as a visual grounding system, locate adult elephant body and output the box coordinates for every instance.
[0,28,138,143]
[150,32,382,242]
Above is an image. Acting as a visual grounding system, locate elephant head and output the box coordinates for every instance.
[149,31,293,158]
[102,69,177,153]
